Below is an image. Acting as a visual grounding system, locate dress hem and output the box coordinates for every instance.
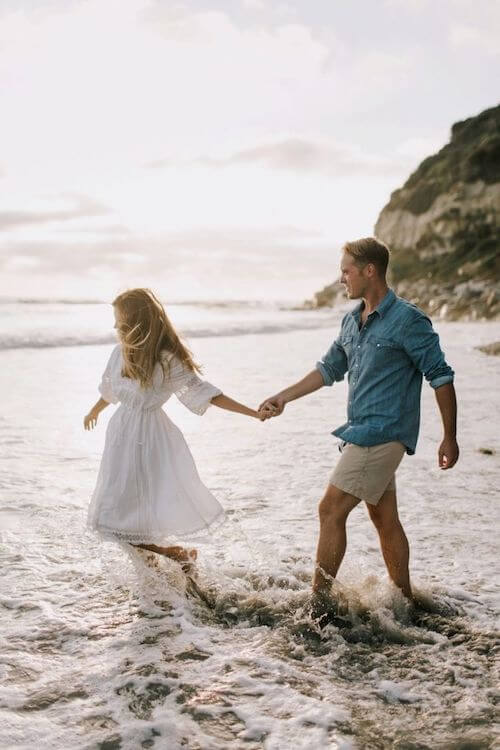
[86,510,226,545]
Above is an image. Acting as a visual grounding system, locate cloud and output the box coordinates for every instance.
[55,223,132,237]
[0,223,338,301]
[449,23,500,56]
[394,133,449,163]
[145,158,178,169]
[0,225,323,274]
[0,194,111,230]
[147,138,408,177]
[242,0,266,9]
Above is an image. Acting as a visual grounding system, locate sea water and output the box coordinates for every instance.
[1,301,499,749]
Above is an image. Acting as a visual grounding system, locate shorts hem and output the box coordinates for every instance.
[328,479,381,506]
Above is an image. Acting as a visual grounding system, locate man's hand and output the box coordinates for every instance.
[258,394,286,416]
[438,436,459,470]
[258,402,279,420]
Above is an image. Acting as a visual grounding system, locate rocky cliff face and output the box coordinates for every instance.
[307,105,500,319]
[375,105,499,320]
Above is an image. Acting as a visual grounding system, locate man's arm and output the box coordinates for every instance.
[259,370,325,415]
[259,328,349,416]
[259,324,347,417]
[402,311,458,469]
[434,383,459,469]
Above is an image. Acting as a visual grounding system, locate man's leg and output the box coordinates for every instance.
[366,488,412,599]
[313,484,360,594]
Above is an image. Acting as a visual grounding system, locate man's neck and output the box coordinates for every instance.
[361,284,389,316]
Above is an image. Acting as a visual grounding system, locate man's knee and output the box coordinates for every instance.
[318,485,358,523]
[367,488,400,528]
[368,505,401,535]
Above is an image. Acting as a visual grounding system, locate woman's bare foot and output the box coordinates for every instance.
[161,546,197,573]
[133,543,197,572]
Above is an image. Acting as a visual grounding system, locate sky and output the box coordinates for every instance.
[0,0,499,302]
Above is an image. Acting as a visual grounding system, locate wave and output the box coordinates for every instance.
[0,317,336,351]
[0,297,291,309]
[0,298,108,306]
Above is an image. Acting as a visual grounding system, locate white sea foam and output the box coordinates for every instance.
[0,311,499,749]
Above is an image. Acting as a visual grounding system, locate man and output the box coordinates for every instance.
[260,237,458,605]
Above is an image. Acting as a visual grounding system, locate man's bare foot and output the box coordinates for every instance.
[307,590,351,629]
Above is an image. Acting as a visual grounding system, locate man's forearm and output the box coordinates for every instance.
[434,383,457,436]
[281,369,325,404]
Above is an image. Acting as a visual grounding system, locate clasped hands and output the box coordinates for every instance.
[257,394,285,421]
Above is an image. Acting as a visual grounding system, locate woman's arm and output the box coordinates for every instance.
[84,397,110,430]
[210,393,262,420]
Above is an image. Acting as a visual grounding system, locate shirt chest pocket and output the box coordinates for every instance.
[366,336,401,361]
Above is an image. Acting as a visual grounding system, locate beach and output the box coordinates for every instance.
[1,303,499,749]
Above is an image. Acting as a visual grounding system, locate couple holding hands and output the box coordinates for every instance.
[85,237,458,611]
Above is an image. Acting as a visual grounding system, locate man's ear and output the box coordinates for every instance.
[365,262,376,278]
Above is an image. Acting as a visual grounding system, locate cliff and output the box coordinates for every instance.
[306,105,500,319]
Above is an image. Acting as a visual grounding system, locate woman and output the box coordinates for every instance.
[84,288,271,570]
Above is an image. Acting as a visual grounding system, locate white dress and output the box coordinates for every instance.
[87,345,225,544]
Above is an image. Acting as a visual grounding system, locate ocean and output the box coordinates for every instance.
[1,299,499,749]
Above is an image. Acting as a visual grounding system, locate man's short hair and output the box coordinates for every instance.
[343,237,390,277]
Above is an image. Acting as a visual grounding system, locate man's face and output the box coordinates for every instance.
[340,252,368,299]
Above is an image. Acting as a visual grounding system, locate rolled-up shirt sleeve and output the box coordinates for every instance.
[316,334,348,387]
[403,312,454,389]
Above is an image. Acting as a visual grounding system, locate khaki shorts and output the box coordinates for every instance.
[329,441,406,505]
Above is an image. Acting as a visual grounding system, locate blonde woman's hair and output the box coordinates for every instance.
[112,288,201,387]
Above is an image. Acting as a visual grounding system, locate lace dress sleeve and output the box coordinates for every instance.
[98,345,120,404]
[163,354,222,415]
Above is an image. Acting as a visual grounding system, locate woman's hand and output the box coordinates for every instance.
[84,408,100,430]
[259,394,286,416]
[84,398,110,430]
[258,403,278,421]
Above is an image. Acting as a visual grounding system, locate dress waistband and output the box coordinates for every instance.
[119,402,163,413]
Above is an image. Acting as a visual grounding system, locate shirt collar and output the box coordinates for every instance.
[374,288,396,318]
[351,288,396,322]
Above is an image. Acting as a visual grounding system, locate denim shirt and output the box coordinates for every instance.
[315,289,454,454]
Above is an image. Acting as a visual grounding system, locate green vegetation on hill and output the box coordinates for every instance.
[308,105,500,320]
[386,105,500,215]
